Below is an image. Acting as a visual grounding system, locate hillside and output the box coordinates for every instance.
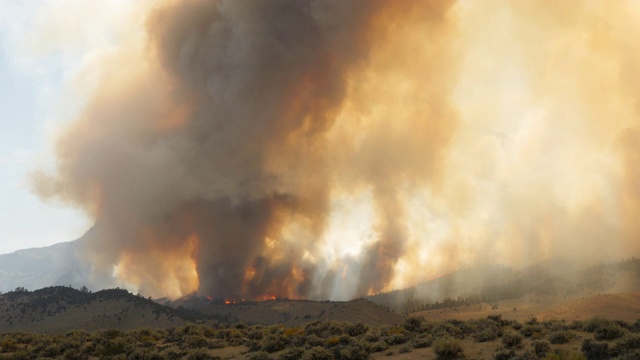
[0,286,404,334]
[0,287,188,333]
[172,296,404,327]
[539,292,640,321]
[0,240,88,294]
[369,258,640,313]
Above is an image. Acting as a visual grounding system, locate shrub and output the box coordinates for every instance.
[247,330,264,341]
[432,337,464,360]
[471,318,503,342]
[62,348,82,360]
[159,346,183,360]
[43,344,61,358]
[488,315,511,327]
[305,335,324,347]
[614,334,640,354]
[403,317,423,332]
[369,341,389,353]
[593,323,626,340]
[520,325,544,338]
[531,340,551,358]
[548,331,571,344]
[493,348,515,360]
[581,339,610,360]
[412,335,432,349]
[545,349,586,360]
[583,317,609,332]
[0,338,18,353]
[346,322,369,337]
[185,350,221,360]
[247,351,272,360]
[261,334,286,353]
[502,332,523,349]
[514,350,538,360]
[278,347,304,360]
[338,344,370,360]
[433,323,464,340]
[302,346,334,360]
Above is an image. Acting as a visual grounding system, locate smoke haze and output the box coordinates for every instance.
[33,0,640,300]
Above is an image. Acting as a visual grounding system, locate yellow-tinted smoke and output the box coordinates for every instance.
[33,0,640,300]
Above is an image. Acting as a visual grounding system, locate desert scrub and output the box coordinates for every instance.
[545,349,586,360]
[432,336,464,360]
[338,343,370,360]
[260,334,286,353]
[302,346,334,360]
[520,324,544,338]
[403,317,423,332]
[593,322,626,340]
[531,340,551,358]
[277,347,304,360]
[185,349,221,360]
[501,332,523,348]
[368,340,389,353]
[470,318,503,342]
[412,335,433,349]
[581,339,610,360]
[493,348,515,360]
[381,326,409,345]
[247,351,272,360]
[614,334,640,354]
[433,322,464,339]
[548,330,571,344]
[345,322,369,337]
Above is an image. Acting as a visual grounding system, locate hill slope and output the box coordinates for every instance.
[369,258,640,313]
[0,287,188,333]
[172,296,404,326]
[0,234,92,293]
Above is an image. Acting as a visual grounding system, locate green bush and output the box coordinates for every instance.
[432,337,464,360]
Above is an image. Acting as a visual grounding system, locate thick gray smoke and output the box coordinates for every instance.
[33,0,457,299]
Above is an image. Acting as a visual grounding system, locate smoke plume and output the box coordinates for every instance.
[33,0,640,300]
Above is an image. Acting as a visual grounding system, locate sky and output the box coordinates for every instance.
[0,0,142,255]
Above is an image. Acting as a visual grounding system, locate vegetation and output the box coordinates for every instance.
[0,315,638,359]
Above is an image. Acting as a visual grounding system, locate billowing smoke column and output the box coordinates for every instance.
[33,0,640,300]
[33,0,457,299]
